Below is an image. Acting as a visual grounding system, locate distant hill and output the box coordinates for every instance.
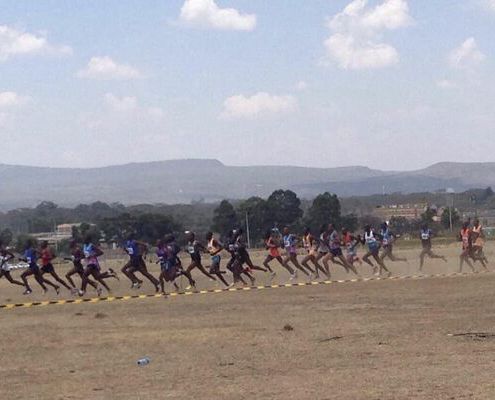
[0,160,493,210]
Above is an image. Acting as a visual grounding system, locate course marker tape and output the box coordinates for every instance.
[0,271,490,311]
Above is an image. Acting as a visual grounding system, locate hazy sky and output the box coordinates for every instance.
[1,0,494,170]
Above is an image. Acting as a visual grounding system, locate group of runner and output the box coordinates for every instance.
[0,219,490,296]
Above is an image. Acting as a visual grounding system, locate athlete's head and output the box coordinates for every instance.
[381,222,388,231]
[341,228,348,235]
[328,224,335,232]
[205,231,213,241]
[164,234,175,244]
[40,240,48,249]
[83,234,92,245]
[69,240,78,249]
[283,227,289,235]
[126,232,135,241]
[185,231,195,241]
[474,219,480,227]
[422,224,428,231]
[303,227,311,236]
[462,221,470,229]
[364,225,371,233]
[320,224,328,234]
[25,238,35,250]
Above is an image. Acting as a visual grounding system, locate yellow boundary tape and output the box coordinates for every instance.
[0,271,489,311]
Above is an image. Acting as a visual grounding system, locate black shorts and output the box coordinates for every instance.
[29,263,40,273]
[41,263,55,274]
[330,248,343,257]
[129,256,142,269]
[85,264,100,273]
[72,261,84,273]
[190,255,202,265]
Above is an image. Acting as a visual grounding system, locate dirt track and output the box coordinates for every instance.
[1,244,495,399]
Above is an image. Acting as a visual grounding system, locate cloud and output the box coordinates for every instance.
[448,37,485,70]
[103,93,164,119]
[179,0,256,31]
[436,79,457,89]
[0,91,30,108]
[77,56,142,80]
[0,25,72,62]
[323,0,412,70]
[485,0,495,11]
[220,92,297,120]
[295,81,308,91]
[0,91,30,129]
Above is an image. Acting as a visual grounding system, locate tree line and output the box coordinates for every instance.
[0,187,479,252]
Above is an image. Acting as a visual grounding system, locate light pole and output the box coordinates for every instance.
[446,188,455,232]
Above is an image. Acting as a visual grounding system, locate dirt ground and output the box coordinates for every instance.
[1,243,495,399]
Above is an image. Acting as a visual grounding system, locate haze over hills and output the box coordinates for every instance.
[0,159,493,211]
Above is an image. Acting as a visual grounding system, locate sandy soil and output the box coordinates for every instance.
[1,243,495,400]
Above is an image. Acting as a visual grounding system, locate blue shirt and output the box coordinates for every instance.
[24,248,37,265]
[125,240,140,258]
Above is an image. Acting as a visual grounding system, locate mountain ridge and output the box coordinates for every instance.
[0,160,492,211]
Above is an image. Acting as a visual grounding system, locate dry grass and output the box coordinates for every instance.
[1,243,495,399]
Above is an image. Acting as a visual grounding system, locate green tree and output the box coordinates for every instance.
[0,228,13,245]
[211,200,239,235]
[266,190,303,228]
[305,192,341,232]
[15,234,37,253]
[238,197,271,244]
[441,207,460,230]
[340,214,358,232]
[420,207,436,225]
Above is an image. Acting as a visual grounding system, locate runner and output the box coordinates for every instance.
[184,231,217,288]
[19,239,59,295]
[380,222,407,263]
[470,219,488,269]
[315,224,331,277]
[301,228,327,278]
[122,234,159,291]
[362,225,390,276]
[234,228,268,275]
[459,222,475,273]
[39,241,72,292]
[342,228,363,270]
[262,229,295,280]
[156,235,183,295]
[282,226,312,279]
[206,231,231,287]
[65,240,101,296]
[419,224,447,271]
[225,230,249,286]
[325,224,358,275]
[0,243,26,290]
[81,235,114,295]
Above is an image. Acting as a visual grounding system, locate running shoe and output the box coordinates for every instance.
[22,289,32,295]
